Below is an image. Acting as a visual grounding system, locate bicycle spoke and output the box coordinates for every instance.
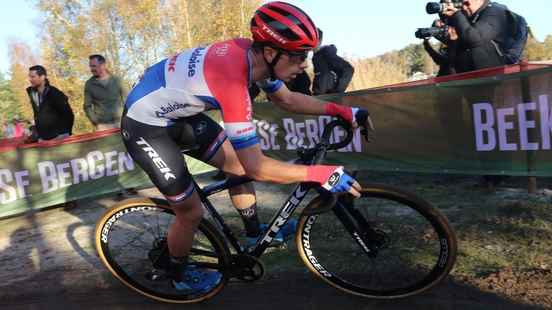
[97,202,230,302]
[190,247,219,258]
[298,186,455,298]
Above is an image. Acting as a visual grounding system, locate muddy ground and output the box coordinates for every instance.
[0,172,551,310]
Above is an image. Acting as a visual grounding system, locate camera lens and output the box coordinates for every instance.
[426,2,443,14]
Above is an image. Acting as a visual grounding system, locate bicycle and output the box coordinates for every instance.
[95,118,457,303]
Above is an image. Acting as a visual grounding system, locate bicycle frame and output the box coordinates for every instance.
[193,118,359,259]
[195,177,317,258]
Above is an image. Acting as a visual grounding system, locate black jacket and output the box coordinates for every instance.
[450,1,508,73]
[26,84,74,140]
[285,71,312,96]
[423,40,457,76]
[312,45,354,95]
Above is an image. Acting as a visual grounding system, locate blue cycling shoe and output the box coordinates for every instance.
[245,219,298,250]
[171,265,222,293]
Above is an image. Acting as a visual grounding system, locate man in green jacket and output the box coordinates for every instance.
[84,54,126,131]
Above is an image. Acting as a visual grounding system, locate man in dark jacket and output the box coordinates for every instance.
[422,18,459,77]
[312,39,354,95]
[26,65,74,141]
[444,0,510,190]
[443,0,508,73]
[285,71,312,96]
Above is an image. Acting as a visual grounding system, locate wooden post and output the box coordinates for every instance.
[519,61,537,194]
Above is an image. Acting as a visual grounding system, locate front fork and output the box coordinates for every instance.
[332,195,384,257]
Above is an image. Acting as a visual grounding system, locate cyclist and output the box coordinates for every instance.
[121,1,374,292]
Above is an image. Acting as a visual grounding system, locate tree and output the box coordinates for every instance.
[7,40,39,123]
[26,0,262,134]
[399,44,427,76]
[0,72,20,137]
[543,35,552,60]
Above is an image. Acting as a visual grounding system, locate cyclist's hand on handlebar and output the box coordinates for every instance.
[325,103,375,141]
[307,165,362,198]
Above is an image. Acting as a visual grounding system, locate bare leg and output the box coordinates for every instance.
[208,140,257,210]
[208,140,261,236]
[167,191,204,258]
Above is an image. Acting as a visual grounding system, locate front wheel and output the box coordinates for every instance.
[296,184,457,299]
[95,197,231,303]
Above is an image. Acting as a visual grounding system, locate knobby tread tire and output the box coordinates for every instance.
[296,183,457,299]
[94,197,231,303]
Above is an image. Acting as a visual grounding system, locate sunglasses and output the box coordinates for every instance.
[281,50,310,64]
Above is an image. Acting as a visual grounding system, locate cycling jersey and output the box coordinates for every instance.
[125,38,284,151]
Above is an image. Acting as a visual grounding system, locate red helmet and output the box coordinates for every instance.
[251,1,319,53]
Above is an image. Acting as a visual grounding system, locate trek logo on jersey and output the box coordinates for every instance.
[262,24,288,45]
[135,137,176,181]
[188,47,206,77]
[155,102,192,118]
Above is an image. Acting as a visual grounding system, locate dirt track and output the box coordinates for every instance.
[0,174,548,310]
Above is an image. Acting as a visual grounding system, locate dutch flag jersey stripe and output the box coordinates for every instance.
[124,38,285,150]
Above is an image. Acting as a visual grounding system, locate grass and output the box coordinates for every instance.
[202,171,552,284]
[453,198,552,276]
[359,171,552,279]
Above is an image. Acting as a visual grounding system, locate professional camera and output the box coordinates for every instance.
[414,0,462,41]
[425,0,463,15]
[414,26,449,40]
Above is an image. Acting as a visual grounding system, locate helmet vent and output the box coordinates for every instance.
[258,11,300,41]
[269,6,314,42]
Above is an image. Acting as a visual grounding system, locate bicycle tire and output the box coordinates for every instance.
[95,197,231,303]
[296,183,457,299]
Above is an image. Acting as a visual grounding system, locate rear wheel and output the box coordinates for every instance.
[95,197,231,303]
[296,184,457,299]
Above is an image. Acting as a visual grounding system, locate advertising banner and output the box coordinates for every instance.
[253,66,552,176]
[0,130,214,218]
[2,64,551,218]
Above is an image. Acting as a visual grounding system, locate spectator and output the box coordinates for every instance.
[12,118,26,138]
[312,29,354,95]
[424,40,456,77]
[250,72,312,96]
[84,54,126,131]
[422,19,459,77]
[3,121,15,138]
[22,119,33,137]
[26,65,74,142]
[443,0,510,190]
[286,71,312,95]
[86,55,136,197]
[442,0,509,73]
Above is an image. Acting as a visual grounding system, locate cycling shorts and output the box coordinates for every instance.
[121,114,226,203]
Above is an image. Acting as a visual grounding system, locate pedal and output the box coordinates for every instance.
[229,254,265,282]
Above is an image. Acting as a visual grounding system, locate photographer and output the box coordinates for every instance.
[443,0,511,190]
[442,0,508,73]
[312,29,354,95]
[422,19,458,76]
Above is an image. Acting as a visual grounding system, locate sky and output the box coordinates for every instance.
[1,0,551,75]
